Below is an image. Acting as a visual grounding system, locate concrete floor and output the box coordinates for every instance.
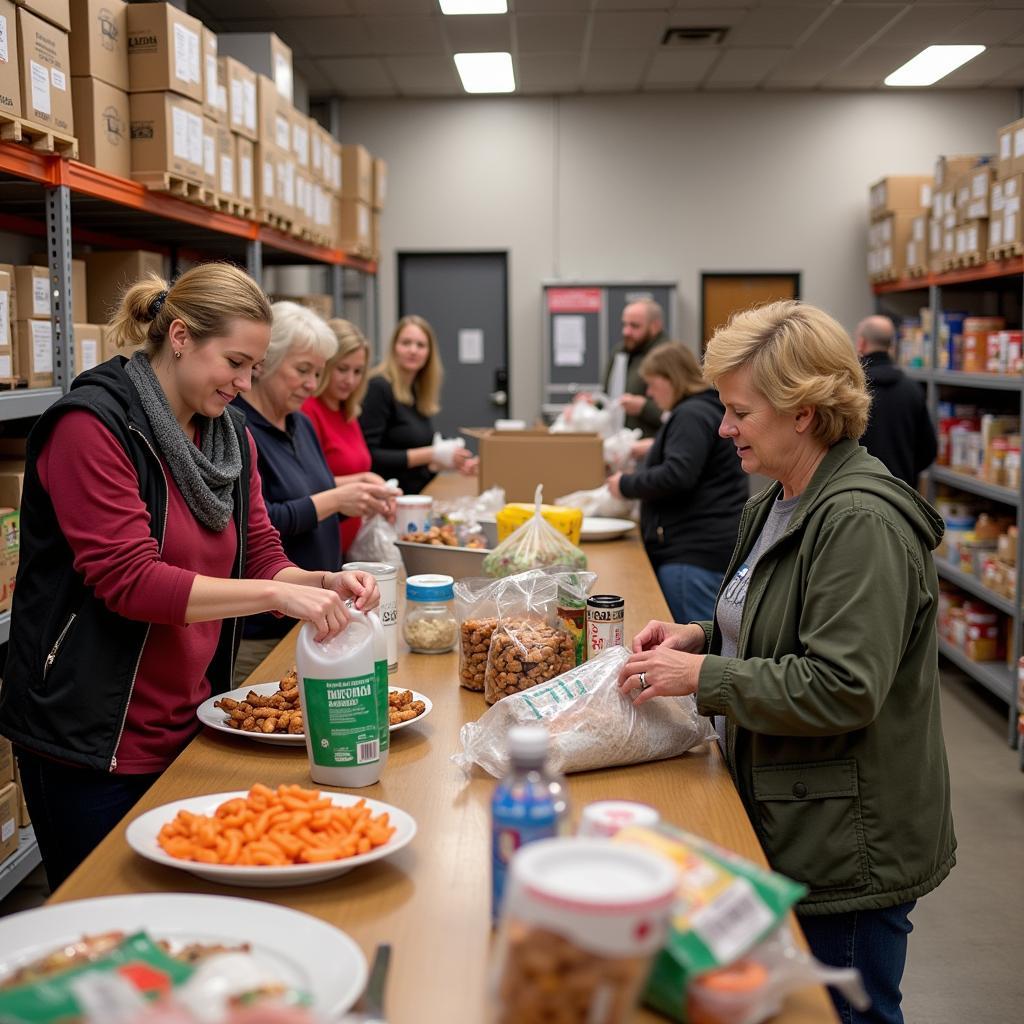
[1,668,1022,1019]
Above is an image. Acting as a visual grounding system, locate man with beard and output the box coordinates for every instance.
[604,298,671,437]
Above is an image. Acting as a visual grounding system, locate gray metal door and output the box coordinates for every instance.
[398,252,508,437]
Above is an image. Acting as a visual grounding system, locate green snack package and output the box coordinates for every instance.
[615,823,807,1022]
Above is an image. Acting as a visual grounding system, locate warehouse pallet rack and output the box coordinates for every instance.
[874,256,1024,769]
[0,140,380,899]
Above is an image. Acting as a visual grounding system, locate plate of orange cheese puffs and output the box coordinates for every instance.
[125,783,417,887]
[196,675,432,746]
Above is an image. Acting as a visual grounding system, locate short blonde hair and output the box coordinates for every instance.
[371,314,443,417]
[107,264,271,357]
[703,301,870,446]
[640,343,707,405]
[316,318,370,419]
[262,301,337,378]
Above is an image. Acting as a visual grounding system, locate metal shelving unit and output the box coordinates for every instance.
[0,828,41,904]
[874,259,1024,767]
[0,389,62,422]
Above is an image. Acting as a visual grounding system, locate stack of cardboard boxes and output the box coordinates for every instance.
[0,736,27,866]
[867,175,932,282]
[336,144,374,257]
[69,0,128,177]
[990,118,1024,259]
[0,0,75,144]
[83,248,164,359]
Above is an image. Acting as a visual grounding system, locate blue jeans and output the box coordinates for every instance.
[655,562,723,623]
[15,747,160,893]
[800,901,916,1024]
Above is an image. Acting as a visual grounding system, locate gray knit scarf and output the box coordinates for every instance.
[125,351,242,532]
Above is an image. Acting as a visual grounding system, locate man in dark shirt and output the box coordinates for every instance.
[603,298,671,437]
[857,315,937,487]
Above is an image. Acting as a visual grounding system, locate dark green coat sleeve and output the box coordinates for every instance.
[696,507,925,736]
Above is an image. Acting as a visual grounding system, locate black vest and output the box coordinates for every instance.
[0,358,250,771]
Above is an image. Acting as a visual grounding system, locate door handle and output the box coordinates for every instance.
[489,390,507,406]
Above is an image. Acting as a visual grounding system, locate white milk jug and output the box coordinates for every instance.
[295,610,389,788]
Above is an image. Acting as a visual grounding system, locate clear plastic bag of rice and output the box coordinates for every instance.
[452,647,715,777]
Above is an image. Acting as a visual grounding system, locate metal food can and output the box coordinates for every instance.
[586,595,625,660]
[342,561,399,672]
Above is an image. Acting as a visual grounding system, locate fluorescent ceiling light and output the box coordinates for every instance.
[440,0,508,13]
[454,52,515,93]
[884,45,985,87]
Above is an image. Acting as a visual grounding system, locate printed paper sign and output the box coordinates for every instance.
[80,338,99,372]
[220,155,234,195]
[243,79,256,132]
[31,321,53,374]
[51,67,66,91]
[172,106,189,161]
[0,16,8,64]
[33,277,50,317]
[548,288,601,314]
[458,329,484,365]
[240,156,253,201]
[553,315,586,367]
[174,24,200,84]
[30,61,51,115]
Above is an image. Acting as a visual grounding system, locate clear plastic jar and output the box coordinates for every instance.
[404,573,457,654]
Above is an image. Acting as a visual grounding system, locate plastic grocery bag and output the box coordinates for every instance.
[549,393,624,439]
[614,824,867,1024]
[452,647,715,776]
[555,484,635,520]
[482,486,587,578]
[346,513,402,569]
[603,427,644,473]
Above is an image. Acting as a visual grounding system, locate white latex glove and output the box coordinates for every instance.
[431,432,466,470]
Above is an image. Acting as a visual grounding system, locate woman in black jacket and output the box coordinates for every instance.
[607,343,747,623]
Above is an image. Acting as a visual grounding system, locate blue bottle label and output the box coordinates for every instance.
[491,785,558,922]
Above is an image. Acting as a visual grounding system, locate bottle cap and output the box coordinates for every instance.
[342,561,398,581]
[587,594,624,609]
[406,573,455,602]
[507,725,549,764]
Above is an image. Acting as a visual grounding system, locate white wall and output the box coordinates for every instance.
[338,89,1018,423]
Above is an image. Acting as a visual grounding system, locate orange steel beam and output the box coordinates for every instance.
[873,258,1024,294]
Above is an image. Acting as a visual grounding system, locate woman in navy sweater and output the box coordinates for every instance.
[607,343,747,624]
[234,302,396,678]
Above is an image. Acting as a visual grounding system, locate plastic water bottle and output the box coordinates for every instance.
[491,725,569,923]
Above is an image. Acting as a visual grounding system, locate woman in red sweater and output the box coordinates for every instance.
[302,319,385,553]
[0,266,378,890]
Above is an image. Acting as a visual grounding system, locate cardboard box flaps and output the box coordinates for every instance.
[69,0,127,90]
[14,0,69,31]
[463,429,605,504]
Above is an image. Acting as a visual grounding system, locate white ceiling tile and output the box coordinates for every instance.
[516,14,588,53]
[761,47,846,87]
[363,16,448,55]
[589,11,671,49]
[517,52,582,93]
[347,0,435,12]
[938,10,1024,45]
[725,6,828,46]
[443,14,512,51]
[940,44,1024,84]
[819,43,923,88]
[514,0,591,11]
[285,18,375,59]
[703,47,788,86]
[800,4,906,49]
[293,58,333,96]
[871,5,979,45]
[385,54,462,94]
[672,0,749,8]
[582,50,650,89]
[316,57,396,96]
[660,7,747,28]
[644,47,719,87]
[592,0,674,8]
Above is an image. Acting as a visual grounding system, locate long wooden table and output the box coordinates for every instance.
[51,475,837,1023]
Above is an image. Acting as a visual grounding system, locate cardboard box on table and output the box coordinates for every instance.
[125,1,201,102]
[463,429,605,504]
[70,75,130,177]
[69,0,127,90]
[83,249,164,323]
[16,6,73,134]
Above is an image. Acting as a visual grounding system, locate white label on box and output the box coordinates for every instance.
[80,337,98,371]
[973,173,987,199]
[187,112,203,167]
[294,123,308,164]
[0,355,10,378]
[220,154,234,194]
[1002,132,1012,160]
[920,183,931,208]
[1008,213,1020,243]
[277,161,294,206]
[312,132,322,170]
[206,54,218,105]
[216,83,227,112]
[30,61,51,115]
[32,277,50,316]
[31,320,52,373]
[1,818,12,843]
[275,114,290,151]
[274,52,292,100]
[174,23,201,85]
[240,156,253,200]
[1016,128,1024,159]
[882,244,892,268]
[316,187,329,226]
[907,241,917,266]
[51,67,65,91]
[0,15,8,64]
[930,220,941,250]
[332,152,341,190]
[230,78,242,128]
[992,183,1005,211]
[262,159,274,199]
[203,132,215,176]
[913,218,925,242]
[1006,196,1021,215]
[358,204,369,238]
[243,79,256,132]
[0,292,7,342]
[1007,178,1020,199]
[991,219,1003,246]
[172,106,189,161]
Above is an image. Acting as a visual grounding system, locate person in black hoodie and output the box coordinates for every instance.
[856,315,937,487]
[607,343,748,623]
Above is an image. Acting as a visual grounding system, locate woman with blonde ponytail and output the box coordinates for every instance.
[0,263,379,891]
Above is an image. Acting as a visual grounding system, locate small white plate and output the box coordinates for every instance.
[0,894,366,1017]
[580,516,637,541]
[126,790,416,888]
[197,683,433,745]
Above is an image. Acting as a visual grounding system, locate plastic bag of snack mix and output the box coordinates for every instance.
[613,824,868,1024]
[453,647,714,775]
[482,486,587,578]
[346,512,402,569]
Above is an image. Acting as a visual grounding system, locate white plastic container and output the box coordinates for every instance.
[342,561,399,673]
[396,495,433,534]
[578,801,660,839]
[294,611,389,788]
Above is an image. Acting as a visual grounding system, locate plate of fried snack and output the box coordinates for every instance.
[125,784,416,887]
[197,672,431,745]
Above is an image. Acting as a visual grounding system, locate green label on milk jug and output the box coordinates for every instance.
[303,671,385,768]
[376,660,390,752]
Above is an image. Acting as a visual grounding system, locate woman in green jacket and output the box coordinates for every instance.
[619,301,954,1024]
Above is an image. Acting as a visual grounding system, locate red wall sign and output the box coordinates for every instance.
[547,288,602,314]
